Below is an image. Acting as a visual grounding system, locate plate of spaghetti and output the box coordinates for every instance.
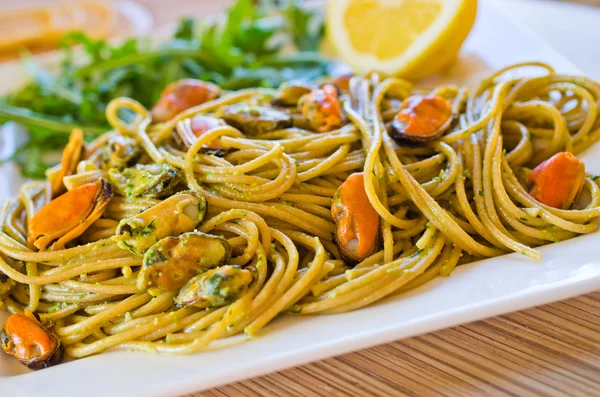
[1,1,600,396]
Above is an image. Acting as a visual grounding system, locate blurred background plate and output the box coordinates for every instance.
[0,0,153,62]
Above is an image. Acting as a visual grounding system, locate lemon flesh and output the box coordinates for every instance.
[327,0,478,80]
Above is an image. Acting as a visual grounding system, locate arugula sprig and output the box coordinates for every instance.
[0,0,329,177]
[282,0,325,51]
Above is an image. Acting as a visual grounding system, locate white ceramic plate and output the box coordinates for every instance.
[1,1,600,396]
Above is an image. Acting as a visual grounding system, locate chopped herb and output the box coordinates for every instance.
[281,307,302,314]
[139,219,157,237]
[118,240,137,254]
[144,247,167,266]
[48,302,65,313]
[433,174,445,183]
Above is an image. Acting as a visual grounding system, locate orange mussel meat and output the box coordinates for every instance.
[175,114,227,153]
[49,128,84,197]
[528,152,586,210]
[391,95,452,145]
[151,79,221,123]
[28,180,113,251]
[0,311,64,370]
[299,84,345,133]
[138,232,231,291]
[331,172,380,264]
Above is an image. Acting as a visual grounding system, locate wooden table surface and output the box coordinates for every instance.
[192,292,600,397]
[2,0,598,395]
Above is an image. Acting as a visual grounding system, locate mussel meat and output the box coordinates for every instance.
[331,172,380,265]
[175,265,253,308]
[1,311,64,370]
[299,84,345,133]
[101,135,141,170]
[47,128,84,197]
[114,191,207,255]
[217,103,292,135]
[331,74,352,92]
[174,115,227,156]
[528,152,586,209]
[390,95,452,146]
[108,164,182,199]
[138,232,231,291]
[28,179,114,251]
[271,81,313,107]
[151,79,221,123]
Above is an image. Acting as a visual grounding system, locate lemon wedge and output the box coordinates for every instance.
[327,0,477,80]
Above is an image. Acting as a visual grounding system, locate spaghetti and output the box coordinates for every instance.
[1,62,600,366]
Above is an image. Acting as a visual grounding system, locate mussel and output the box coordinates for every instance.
[298,84,345,133]
[1,311,64,370]
[108,164,182,199]
[28,179,114,251]
[217,103,292,135]
[101,135,141,170]
[528,152,586,209]
[174,114,227,156]
[47,128,84,197]
[175,265,253,308]
[271,81,313,107]
[0,273,15,300]
[114,191,207,255]
[331,172,380,265]
[390,95,452,146]
[331,74,352,92]
[138,232,231,291]
[151,79,221,123]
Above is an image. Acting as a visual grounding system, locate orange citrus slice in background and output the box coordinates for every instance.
[326,0,478,80]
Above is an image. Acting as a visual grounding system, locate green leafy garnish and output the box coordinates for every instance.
[282,0,324,51]
[0,0,329,177]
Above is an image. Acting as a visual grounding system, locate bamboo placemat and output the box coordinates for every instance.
[190,291,600,396]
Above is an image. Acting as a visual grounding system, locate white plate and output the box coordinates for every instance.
[1,1,599,396]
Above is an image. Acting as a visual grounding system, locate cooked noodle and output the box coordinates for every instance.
[1,62,600,359]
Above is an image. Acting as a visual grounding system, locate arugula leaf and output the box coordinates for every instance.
[282,0,324,51]
[4,145,53,179]
[22,56,82,105]
[0,103,106,135]
[233,15,283,56]
[174,18,196,40]
[221,0,254,49]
